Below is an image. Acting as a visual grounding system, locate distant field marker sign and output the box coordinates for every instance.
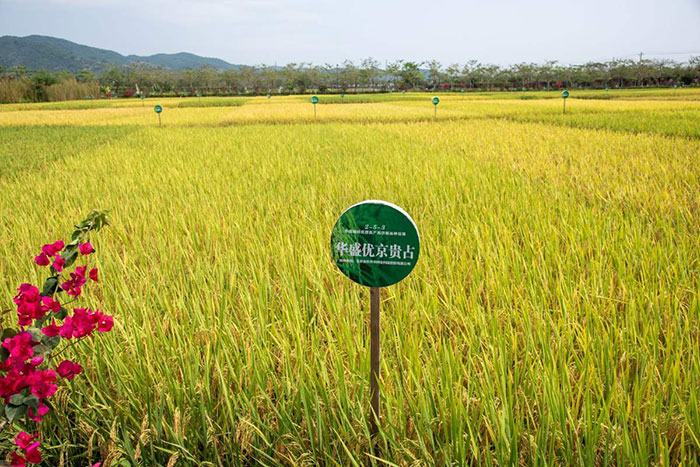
[154,104,163,126]
[331,200,420,441]
[432,96,439,119]
[562,90,569,114]
[311,95,319,119]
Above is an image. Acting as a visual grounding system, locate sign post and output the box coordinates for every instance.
[140,93,146,106]
[562,90,569,114]
[311,95,319,119]
[331,200,420,442]
[154,104,163,126]
[267,92,271,102]
[432,96,440,119]
[341,92,345,101]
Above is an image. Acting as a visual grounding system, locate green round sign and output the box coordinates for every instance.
[461,88,465,93]
[140,94,145,99]
[154,105,163,114]
[267,93,271,98]
[341,93,345,98]
[432,97,439,105]
[87,95,93,100]
[562,90,570,99]
[311,96,319,104]
[197,93,202,98]
[331,200,420,287]
[403,90,406,94]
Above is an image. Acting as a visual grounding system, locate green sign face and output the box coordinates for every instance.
[197,93,202,97]
[140,94,145,99]
[88,95,93,100]
[432,97,439,105]
[311,96,319,104]
[154,105,163,114]
[331,200,420,288]
[461,88,465,93]
[403,90,406,94]
[562,90,570,99]
[341,93,345,98]
[267,93,271,98]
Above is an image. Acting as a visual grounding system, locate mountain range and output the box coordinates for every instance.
[0,35,241,72]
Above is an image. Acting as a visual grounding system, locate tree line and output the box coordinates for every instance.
[1,57,699,103]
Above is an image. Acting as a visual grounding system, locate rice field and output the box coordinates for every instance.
[0,90,699,466]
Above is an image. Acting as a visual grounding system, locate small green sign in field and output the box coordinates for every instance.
[331,200,420,288]
[562,90,569,99]
[311,96,319,104]
[154,105,163,113]
[432,97,440,105]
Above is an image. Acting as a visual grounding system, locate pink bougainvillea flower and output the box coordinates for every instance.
[0,369,28,398]
[89,267,99,282]
[96,313,113,333]
[78,242,94,255]
[41,240,64,257]
[34,253,50,267]
[28,369,57,399]
[10,452,26,466]
[61,266,88,297]
[3,332,35,362]
[41,296,60,314]
[52,255,65,272]
[56,360,83,380]
[59,317,74,339]
[14,432,39,451]
[71,308,96,338]
[14,284,43,326]
[24,445,41,464]
[29,356,44,367]
[41,322,61,337]
[28,403,49,422]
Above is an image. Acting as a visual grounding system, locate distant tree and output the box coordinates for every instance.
[399,61,424,89]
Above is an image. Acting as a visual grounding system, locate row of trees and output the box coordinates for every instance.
[2,57,700,102]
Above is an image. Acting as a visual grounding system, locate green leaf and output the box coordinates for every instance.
[61,246,79,269]
[34,336,60,357]
[40,276,59,297]
[1,328,17,340]
[9,394,23,405]
[5,403,27,422]
[23,394,39,409]
[27,327,43,344]
[55,307,68,320]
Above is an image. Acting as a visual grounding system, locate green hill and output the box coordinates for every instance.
[0,35,239,72]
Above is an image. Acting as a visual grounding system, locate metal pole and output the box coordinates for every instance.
[314,104,317,120]
[369,286,381,438]
[563,99,566,115]
[434,106,437,120]
[158,114,161,127]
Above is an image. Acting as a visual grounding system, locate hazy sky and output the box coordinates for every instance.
[2,0,700,66]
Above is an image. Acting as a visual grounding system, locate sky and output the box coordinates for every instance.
[1,0,700,66]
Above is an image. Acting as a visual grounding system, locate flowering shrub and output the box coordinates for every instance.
[1,211,112,466]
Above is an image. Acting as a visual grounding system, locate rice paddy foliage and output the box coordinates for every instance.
[0,90,698,466]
